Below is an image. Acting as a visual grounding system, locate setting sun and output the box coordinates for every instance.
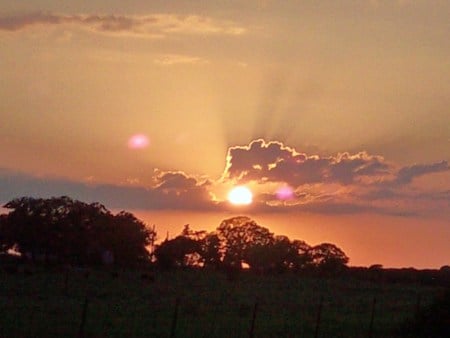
[228,186,253,205]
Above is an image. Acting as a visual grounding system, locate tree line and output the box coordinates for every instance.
[155,219,349,273]
[0,196,349,273]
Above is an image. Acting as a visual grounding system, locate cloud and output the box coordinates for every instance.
[153,54,209,66]
[415,190,450,202]
[0,139,448,217]
[393,161,449,185]
[154,171,200,191]
[293,201,417,217]
[221,139,449,217]
[357,187,450,203]
[0,168,219,211]
[253,185,448,217]
[358,188,401,201]
[252,192,418,216]
[0,12,246,38]
[224,139,391,186]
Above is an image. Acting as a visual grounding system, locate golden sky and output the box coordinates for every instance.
[0,1,449,268]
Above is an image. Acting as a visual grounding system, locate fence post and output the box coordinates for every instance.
[170,297,180,338]
[314,296,323,338]
[368,296,376,338]
[249,301,258,338]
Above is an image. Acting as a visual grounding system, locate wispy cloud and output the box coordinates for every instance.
[0,12,247,38]
[393,161,449,185]
[153,54,209,66]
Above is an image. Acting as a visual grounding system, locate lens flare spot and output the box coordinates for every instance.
[128,134,150,149]
[276,186,294,200]
[228,186,253,205]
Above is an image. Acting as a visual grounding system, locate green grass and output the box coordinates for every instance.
[0,267,441,337]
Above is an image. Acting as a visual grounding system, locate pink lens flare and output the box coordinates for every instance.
[276,186,294,200]
[128,134,150,149]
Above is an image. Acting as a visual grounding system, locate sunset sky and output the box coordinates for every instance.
[1,1,449,268]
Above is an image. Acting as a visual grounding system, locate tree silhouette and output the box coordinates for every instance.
[154,236,200,269]
[101,211,154,265]
[289,239,313,271]
[199,233,221,268]
[216,216,274,269]
[154,217,350,275]
[246,236,312,273]
[0,196,155,266]
[309,243,349,273]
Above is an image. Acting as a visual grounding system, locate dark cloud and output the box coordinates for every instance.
[154,171,202,191]
[358,188,401,201]
[0,12,62,31]
[225,140,449,190]
[224,139,391,186]
[329,153,390,184]
[222,139,449,217]
[394,161,449,185]
[0,168,218,211]
[416,190,450,202]
[0,13,141,32]
[0,12,246,37]
[357,187,450,203]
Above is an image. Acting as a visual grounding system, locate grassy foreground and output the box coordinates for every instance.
[0,267,442,337]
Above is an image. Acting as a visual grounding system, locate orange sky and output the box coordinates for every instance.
[0,1,449,268]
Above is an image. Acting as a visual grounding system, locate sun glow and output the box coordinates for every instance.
[228,186,253,205]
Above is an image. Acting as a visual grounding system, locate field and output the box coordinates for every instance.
[0,266,442,337]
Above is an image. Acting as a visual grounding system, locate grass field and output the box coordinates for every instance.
[0,267,442,337]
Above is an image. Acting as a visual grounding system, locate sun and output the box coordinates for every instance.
[228,186,253,205]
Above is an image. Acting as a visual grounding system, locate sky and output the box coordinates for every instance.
[0,1,449,268]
